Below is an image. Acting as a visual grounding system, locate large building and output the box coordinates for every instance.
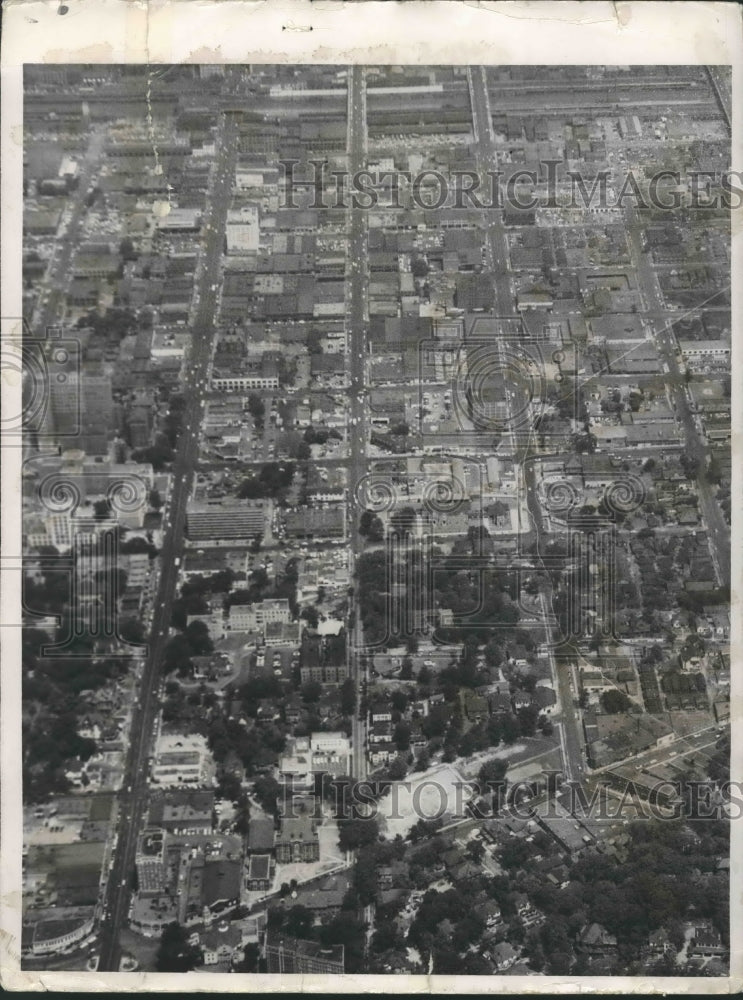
[135,830,166,896]
[148,789,214,833]
[186,498,267,542]
[285,507,344,539]
[151,733,216,788]
[227,598,291,633]
[274,815,319,864]
[226,205,260,254]
[278,733,351,791]
[264,934,344,974]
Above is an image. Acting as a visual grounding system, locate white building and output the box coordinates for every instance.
[226,205,260,254]
[227,598,291,633]
[151,733,216,788]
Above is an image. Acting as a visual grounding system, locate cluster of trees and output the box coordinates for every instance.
[246,394,265,429]
[600,689,633,714]
[629,530,704,627]
[131,435,175,471]
[304,426,342,446]
[358,510,384,543]
[236,462,295,500]
[407,885,487,973]
[22,561,136,801]
[496,817,729,972]
[161,621,214,676]
[170,570,235,629]
[77,307,138,343]
[356,537,522,648]
[155,922,203,972]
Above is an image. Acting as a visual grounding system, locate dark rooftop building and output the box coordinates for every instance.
[247,816,276,855]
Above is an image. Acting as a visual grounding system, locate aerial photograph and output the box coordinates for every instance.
[19,63,731,979]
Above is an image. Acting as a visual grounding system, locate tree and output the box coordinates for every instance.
[477,757,507,793]
[184,620,213,656]
[301,681,322,704]
[247,394,265,426]
[600,689,632,714]
[149,487,163,510]
[340,678,356,716]
[338,816,379,852]
[393,721,411,752]
[284,904,314,939]
[155,922,202,972]
[680,450,700,480]
[235,943,260,972]
[301,605,320,629]
[388,756,408,781]
[234,795,251,836]
[253,775,281,817]
[118,617,146,644]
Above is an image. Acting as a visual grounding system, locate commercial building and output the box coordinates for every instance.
[186,498,267,541]
[226,205,260,254]
[278,733,351,790]
[135,830,166,896]
[227,598,291,632]
[148,789,215,833]
[678,339,731,361]
[151,733,216,788]
[154,208,202,232]
[210,374,280,391]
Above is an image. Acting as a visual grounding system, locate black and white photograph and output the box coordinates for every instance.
[1,0,741,992]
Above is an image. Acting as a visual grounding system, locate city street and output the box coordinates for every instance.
[623,202,730,587]
[96,107,239,972]
[347,65,370,783]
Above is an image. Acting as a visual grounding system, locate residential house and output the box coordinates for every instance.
[578,922,618,957]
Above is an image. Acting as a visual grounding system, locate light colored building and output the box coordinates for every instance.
[151,733,216,788]
[155,208,202,232]
[227,598,291,633]
[186,498,267,542]
[226,205,260,254]
[210,374,279,392]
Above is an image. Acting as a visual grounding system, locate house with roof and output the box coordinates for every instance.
[281,872,350,922]
[197,921,245,967]
[689,924,727,958]
[474,899,503,931]
[491,941,518,970]
[533,685,557,714]
[368,742,395,768]
[645,927,674,959]
[578,922,618,956]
